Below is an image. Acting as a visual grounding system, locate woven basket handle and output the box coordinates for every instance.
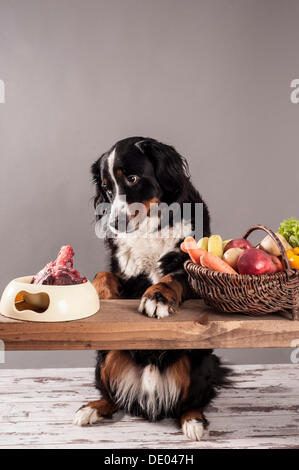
[242,224,291,269]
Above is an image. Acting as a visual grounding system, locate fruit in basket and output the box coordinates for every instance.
[208,234,223,258]
[223,238,253,253]
[270,255,284,273]
[223,247,244,269]
[286,249,299,269]
[181,237,237,273]
[223,239,232,250]
[237,248,283,275]
[259,232,291,256]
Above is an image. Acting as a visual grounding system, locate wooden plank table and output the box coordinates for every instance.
[0,299,299,350]
[0,364,298,449]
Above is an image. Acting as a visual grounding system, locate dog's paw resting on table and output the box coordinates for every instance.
[92,271,122,299]
[138,274,183,319]
[92,270,184,320]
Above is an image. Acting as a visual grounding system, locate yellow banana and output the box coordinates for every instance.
[208,234,223,258]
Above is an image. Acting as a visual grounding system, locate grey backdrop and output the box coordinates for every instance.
[0,0,298,368]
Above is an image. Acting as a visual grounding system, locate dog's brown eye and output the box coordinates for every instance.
[127,175,139,185]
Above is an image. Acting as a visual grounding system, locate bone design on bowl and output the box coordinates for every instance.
[14,290,50,313]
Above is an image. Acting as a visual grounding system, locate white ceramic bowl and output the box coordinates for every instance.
[0,276,100,322]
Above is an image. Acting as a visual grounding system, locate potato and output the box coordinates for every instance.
[259,233,292,256]
[223,247,244,269]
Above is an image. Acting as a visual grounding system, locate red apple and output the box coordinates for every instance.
[270,255,284,273]
[238,248,282,275]
[224,238,253,253]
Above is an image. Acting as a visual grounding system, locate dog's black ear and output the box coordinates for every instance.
[136,139,190,203]
[91,154,107,211]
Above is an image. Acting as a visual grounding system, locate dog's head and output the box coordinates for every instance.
[91,137,190,234]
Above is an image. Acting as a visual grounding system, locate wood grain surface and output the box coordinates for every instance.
[1,299,299,350]
[0,364,298,448]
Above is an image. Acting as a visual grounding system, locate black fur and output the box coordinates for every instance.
[91,136,210,297]
[91,136,230,425]
[95,350,230,422]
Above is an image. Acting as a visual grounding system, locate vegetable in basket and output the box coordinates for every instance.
[279,217,299,248]
[183,228,292,275]
[286,249,299,269]
[259,232,291,256]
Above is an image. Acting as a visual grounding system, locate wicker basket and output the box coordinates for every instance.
[184,225,299,319]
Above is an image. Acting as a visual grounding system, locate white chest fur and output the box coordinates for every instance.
[111,363,180,420]
[115,220,192,284]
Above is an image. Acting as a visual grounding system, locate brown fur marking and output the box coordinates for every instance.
[99,352,192,416]
[142,197,160,214]
[100,351,133,394]
[180,410,209,428]
[143,274,184,306]
[92,271,122,299]
[169,355,191,402]
[84,398,117,418]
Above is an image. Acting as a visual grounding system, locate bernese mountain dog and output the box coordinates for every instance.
[74,137,230,441]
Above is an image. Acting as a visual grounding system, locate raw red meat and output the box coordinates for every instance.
[32,246,87,285]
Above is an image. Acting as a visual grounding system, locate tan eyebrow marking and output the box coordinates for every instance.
[103,178,108,185]
[116,169,123,177]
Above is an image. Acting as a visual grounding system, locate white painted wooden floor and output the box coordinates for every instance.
[0,364,298,449]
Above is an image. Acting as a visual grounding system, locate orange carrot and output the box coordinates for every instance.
[200,253,238,275]
[182,237,206,265]
[180,237,196,254]
[180,241,188,253]
[184,236,197,248]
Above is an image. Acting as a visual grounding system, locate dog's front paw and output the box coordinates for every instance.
[73,405,103,426]
[139,297,173,319]
[182,418,205,441]
[92,271,122,299]
[138,286,176,319]
[139,275,182,319]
